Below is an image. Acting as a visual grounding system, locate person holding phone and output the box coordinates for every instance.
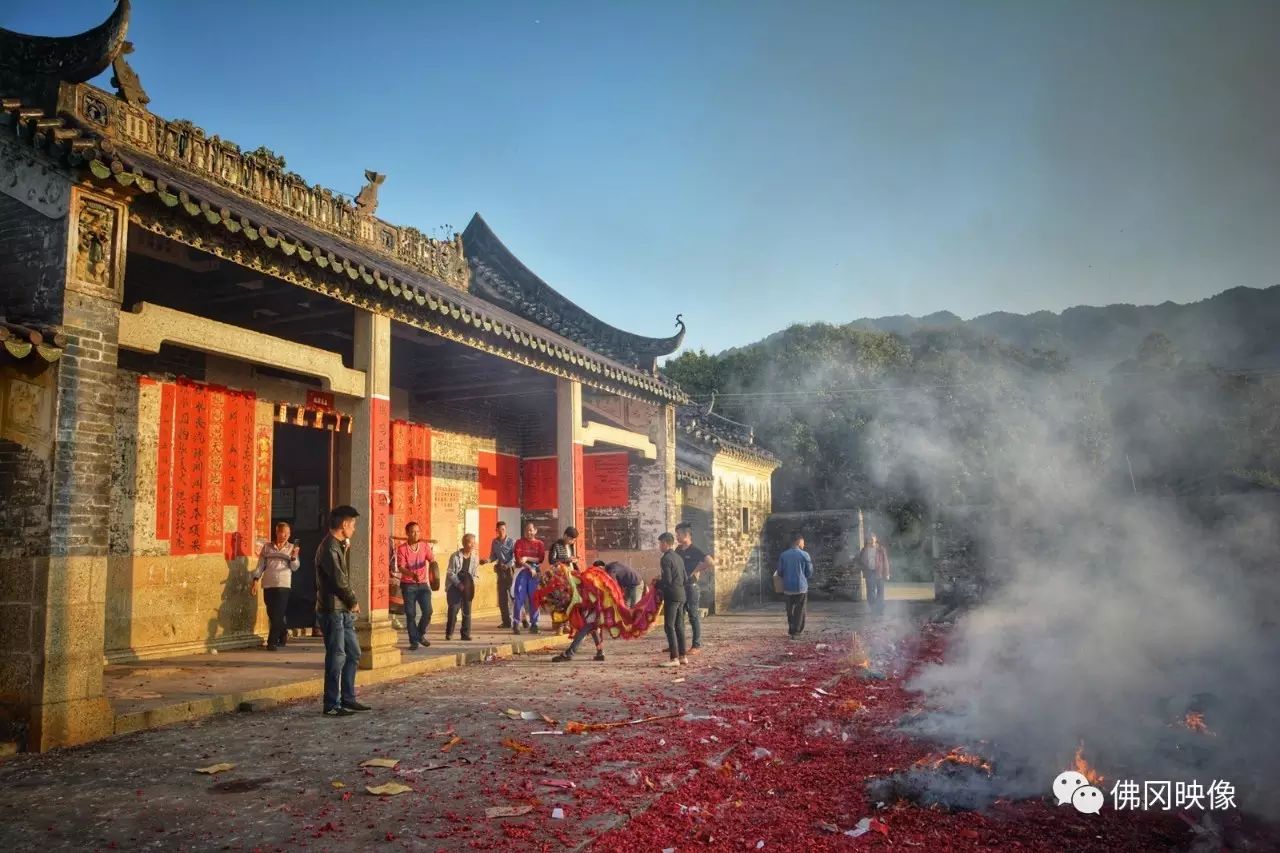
[250,521,301,650]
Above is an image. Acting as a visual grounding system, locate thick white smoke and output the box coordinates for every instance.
[876,373,1280,816]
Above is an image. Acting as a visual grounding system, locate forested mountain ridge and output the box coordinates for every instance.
[663,287,1280,522]
[742,285,1280,375]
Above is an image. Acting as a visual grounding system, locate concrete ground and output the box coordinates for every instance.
[4,590,1265,853]
[1,599,909,851]
[103,585,934,736]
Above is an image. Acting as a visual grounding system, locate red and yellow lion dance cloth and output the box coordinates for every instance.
[531,563,662,639]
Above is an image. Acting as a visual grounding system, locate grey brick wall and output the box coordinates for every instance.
[0,193,68,323]
[48,291,121,558]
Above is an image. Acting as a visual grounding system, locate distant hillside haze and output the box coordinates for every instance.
[789,285,1280,373]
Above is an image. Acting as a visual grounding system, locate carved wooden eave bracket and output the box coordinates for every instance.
[0,320,67,364]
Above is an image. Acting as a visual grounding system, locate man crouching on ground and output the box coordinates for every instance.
[316,505,371,716]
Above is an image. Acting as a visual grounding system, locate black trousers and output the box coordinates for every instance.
[446,586,472,638]
[495,566,513,626]
[263,587,291,647]
[663,598,687,660]
[785,592,807,636]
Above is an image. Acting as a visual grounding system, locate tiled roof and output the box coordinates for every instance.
[463,214,686,370]
[676,403,779,466]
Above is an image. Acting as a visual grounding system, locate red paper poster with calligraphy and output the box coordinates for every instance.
[171,381,208,556]
[155,381,176,541]
[370,398,391,611]
[203,386,226,554]
[478,451,499,507]
[255,420,273,541]
[584,452,630,508]
[238,394,255,554]
[497,453,519,507]
[521,457,558,510]
[572,443,585,538]
[391,420,410,532]
[414,424,432,535]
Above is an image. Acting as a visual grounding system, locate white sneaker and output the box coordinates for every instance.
[679,657,689,666]
[658,659,680,668]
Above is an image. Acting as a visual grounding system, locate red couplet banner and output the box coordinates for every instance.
[522,457,558,510]
[583,452,630,508]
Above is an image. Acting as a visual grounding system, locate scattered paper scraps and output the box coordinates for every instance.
[366,782,413,797]
[195,763,235,774]
[845,817,890,838]
[360,757,399,769]
[486,805,534,818]
[502,738,534,754]
[541,779,576,789]
[441,736,462,752]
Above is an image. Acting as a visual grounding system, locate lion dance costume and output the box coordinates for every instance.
[533,563,662,659]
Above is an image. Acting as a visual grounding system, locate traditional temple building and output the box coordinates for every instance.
[675,400,780,613]
[0,3,704,750]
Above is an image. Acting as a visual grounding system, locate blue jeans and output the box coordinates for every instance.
[864,570,885,614]
[401,584,432,646]
[319,610,360,710]
[685,582,702,648]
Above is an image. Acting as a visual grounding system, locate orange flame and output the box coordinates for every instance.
[1180,711,1215,736]
[1074,743,1104,785]
[914,746,993,774]
[848,634,870,670]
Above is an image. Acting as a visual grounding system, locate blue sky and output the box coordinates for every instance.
[7,1,1280,354]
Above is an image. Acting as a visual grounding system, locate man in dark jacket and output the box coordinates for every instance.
[597,559,643,608]
[316,505,370,716]
[674,522,714,654]
[656,532,688,668]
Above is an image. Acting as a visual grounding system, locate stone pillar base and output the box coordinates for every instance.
[357,614,401,670]
[29,696,114,751]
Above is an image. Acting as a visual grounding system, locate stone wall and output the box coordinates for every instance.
[707,455,774,612]
[104,370,273,660]
[763,510,861,600]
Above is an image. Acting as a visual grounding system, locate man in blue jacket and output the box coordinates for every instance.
[775,532,814,639]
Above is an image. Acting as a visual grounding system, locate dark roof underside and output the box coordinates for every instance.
[463,214,685,370]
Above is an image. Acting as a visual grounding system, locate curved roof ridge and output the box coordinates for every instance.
[0,0,131,96]
[463,213,685,369]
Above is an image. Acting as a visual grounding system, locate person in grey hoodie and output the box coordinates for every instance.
[775,531,814,638]
[250,521,300,650]
[445,533,481,641]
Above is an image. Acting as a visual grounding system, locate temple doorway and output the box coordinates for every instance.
[271,419,336,629]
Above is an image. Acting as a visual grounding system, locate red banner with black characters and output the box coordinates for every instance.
[370,397,391,611]
[153,378,259,557]
[155,381,176,541]
[390,420,433,536]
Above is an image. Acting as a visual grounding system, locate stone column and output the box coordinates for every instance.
[348,309,399,670]
[656,403,678,532]
[555,378,584,541]
[0,178,128,750]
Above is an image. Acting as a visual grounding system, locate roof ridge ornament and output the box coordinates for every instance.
[355,170,385,217]
[110,40,148,106]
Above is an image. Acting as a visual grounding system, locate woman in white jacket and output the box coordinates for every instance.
[250,521,301,650]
